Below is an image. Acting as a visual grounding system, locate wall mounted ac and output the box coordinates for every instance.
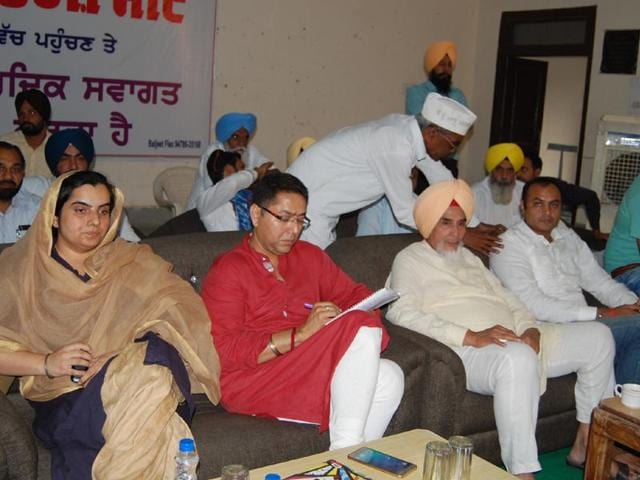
[591,115,640,206]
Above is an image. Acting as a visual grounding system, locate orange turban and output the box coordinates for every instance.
[484,143,524,173]
[424,41,457,74]
[413,179,474,238]
[286,137,316,167]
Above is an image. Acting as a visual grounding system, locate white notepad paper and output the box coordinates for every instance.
[325,287,400,325]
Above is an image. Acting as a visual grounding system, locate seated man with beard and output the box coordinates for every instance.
[0,141,40,244]
[386,179,615,478]
[472,143,525,229]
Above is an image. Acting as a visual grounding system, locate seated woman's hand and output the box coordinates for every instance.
[47,343,93,378]
[79,351,119,386]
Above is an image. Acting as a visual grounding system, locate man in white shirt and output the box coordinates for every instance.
[386,179,615,478]
[196,149,272,231]
[287,93,479,249]
[0,141,40,244]
[472,143,525,229]
[490,177,640,384]
[0,89,52,177]
[187,112,269,210]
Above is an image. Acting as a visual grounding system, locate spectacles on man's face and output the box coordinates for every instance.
[436,129,461,155]
[258,204,311,230]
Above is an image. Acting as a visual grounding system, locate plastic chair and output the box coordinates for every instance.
[152,166,197,216]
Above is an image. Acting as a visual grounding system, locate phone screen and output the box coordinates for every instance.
[348,447,416,477]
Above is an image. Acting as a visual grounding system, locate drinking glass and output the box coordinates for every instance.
[449,436,473,480]
[221,464,250,480]
[423,441,451,480]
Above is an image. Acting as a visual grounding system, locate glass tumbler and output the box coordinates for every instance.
[449,436,473,480]
[221,464,250,480]
[423,441,452,480]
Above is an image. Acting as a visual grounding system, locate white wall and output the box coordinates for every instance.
[100,0,481,206]
[100,0,640,207]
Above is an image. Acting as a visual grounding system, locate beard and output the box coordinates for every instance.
[19,120,45,137]
[429,71,452,94]
[0,180,20,201]
[434,241,465,266]
[489,178,515,205]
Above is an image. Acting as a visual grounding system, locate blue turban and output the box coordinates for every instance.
[215,112,257,143]
[45,128,95,176]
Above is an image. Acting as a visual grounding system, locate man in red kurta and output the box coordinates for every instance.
[202,172,404,449]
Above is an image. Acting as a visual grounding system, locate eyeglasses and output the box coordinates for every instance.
[258,205,311,230]
[436,129,461,155]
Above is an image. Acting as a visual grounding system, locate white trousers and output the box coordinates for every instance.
[329,327,405,450]
[452,321,615,475]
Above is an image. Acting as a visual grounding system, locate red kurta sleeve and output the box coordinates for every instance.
[202,251,271,372]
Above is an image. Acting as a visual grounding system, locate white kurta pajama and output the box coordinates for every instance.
[386,241,615,474]
[471,177,524,228]
[286,114,457,249]
[186,142,267,211]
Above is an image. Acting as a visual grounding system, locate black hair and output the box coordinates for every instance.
[206,149,242,185]
[54,171,116,217]
[0,141,25,167]
[519,143,543,171]
[521,176,562,205]
[252,172,308,207]
[15,89,51,123]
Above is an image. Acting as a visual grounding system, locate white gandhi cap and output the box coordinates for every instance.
[421,92,477,135]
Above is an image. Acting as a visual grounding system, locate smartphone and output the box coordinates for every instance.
[347,447,417,477]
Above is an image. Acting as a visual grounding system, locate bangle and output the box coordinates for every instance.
[290,327,297,352]
[43,353,54,379]
[268,335,282,357]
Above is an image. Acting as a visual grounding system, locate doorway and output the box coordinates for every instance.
[490,6,597,187]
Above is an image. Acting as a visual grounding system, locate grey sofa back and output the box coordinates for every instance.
[142,232,422,292]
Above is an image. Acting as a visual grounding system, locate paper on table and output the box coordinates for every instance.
[325,288,400,325]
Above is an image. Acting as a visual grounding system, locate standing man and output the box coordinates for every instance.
[0,141,40,244]
[490,177,640,385]
[287,93,477,249]
[187,112,269,210]
[405,41,468,116]
[0,89,52,177]
[604,174,640,294]
[201,173,404,450]
[472,143,525,229]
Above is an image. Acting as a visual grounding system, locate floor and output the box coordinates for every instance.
[537,448,583,480]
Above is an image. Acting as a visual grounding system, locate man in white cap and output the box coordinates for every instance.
[287,93,477,249]
[386,179,615,479]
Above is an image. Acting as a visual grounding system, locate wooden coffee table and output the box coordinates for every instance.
[585,397,640,480]
[211,429,516,479]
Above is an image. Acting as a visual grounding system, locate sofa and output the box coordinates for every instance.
[0,232,578,479]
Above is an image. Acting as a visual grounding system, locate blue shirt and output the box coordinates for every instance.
[405,80,468,115]
[0,188,41,244]
[356,196,416,237]
[604,174,640,272]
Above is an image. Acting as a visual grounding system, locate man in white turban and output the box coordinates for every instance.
[287,93,477,249]
[472,143,525,229]
[386,179,615,479]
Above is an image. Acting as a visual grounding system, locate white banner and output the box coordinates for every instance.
[0,0,216,156]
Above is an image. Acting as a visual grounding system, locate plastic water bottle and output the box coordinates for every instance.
[175,438,199,480]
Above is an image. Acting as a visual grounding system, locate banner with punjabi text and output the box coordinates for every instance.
[0,0,216,156]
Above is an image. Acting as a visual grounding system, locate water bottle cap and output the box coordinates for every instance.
[179,438,196,452]
[265,474,281,480]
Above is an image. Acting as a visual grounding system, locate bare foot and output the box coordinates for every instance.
[567,423,590,466]
[515,474,535,480]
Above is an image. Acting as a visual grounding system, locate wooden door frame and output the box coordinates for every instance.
[490,6,597,185]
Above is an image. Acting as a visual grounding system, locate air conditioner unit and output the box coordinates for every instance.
[591,115,640,206]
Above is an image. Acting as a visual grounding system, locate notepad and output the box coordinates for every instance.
[325,288,400,325]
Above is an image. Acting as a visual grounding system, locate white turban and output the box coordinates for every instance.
[421,93,476,136]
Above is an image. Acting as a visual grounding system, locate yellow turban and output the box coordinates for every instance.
[424,41,457,74]
[484,143,524,173]
[286,137,316,167]
[413,179,474,238]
